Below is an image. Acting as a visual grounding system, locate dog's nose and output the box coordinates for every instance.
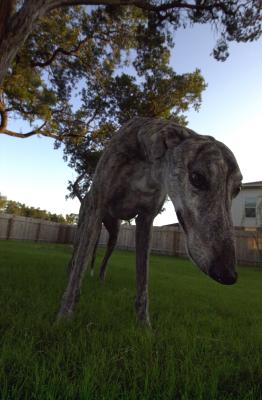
[209,267,238,285]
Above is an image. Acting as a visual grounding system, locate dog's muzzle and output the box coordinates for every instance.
[209,264,238,285]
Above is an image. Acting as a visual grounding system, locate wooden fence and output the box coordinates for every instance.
[0,213,76,244]
[0,213,261,266]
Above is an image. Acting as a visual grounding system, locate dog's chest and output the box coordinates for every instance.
[106,166,166,220]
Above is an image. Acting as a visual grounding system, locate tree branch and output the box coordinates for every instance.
[0,99,92,141]
[47,0,141,10]
[31,36,90,68]
[86,109,99,127]
[0,124,85,140]
[0,119,86,143]
[0,121,59,139]
[46,0,234,15]
[0,99,56,139]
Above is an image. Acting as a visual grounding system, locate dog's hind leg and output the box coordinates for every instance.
[57,196,102,320]
[99,215,120,282]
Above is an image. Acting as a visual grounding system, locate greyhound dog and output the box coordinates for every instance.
[57,117,242,325]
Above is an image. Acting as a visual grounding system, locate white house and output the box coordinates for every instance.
[231,181,262,229]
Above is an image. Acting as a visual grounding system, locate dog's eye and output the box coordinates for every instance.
[233,184,242,198]
[189,172,209,190]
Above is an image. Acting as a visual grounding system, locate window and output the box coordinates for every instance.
[245,198,256,218]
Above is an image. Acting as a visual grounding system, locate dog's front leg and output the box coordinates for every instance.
[135,213,154,327]
[57,209,102,320]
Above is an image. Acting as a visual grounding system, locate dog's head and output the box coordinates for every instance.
[167,136,242,285]
[139,121,242,285]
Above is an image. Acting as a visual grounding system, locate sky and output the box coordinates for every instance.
[0,23,261,226]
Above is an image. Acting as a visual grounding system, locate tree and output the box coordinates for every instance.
[65,213,79,224]
[0,193,7,211]
[2,198,70,223]
[0,1,261,136]
[1,3,207,200]
[64,66,206,200]
[0,2,261,199]
[0,1,261,87]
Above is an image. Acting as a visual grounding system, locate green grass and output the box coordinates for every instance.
[1,241,262,399]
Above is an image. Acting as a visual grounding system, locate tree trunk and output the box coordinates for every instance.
[0,0,50,86]
[0,0,146,86]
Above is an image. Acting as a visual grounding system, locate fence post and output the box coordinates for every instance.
[35,221,42,242]
[6,216,14,240]
[64,225,70,244]
[57,224,67,243]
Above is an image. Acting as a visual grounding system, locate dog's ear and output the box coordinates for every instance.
[138,124,191,162]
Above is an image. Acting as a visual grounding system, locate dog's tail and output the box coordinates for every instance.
[57,193,102,319]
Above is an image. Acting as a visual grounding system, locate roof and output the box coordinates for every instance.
[242,181,262,189]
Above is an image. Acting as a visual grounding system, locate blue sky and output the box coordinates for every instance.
[0,23,261,225]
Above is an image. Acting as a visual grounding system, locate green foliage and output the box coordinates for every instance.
[2,199,70,223]
[2,5,207,199]
[1,241,262,399]
[1,2,261,198]
[0,193,7,211]
[65,213,78,224]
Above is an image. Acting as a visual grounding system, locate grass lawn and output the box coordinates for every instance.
[1,241,262,399]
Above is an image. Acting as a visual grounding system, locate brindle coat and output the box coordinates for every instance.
[57,117,242,325]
